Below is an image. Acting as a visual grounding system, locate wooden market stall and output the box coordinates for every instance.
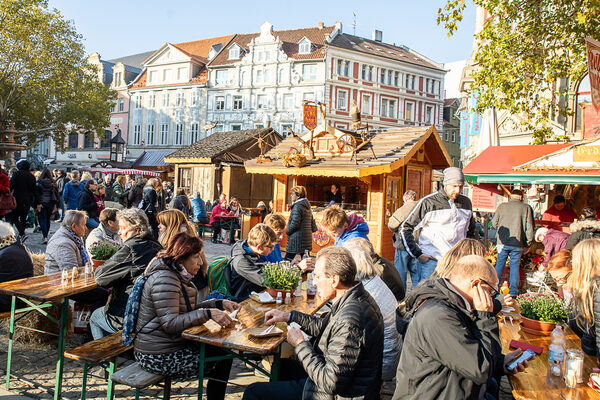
[164,128,283,207]
[245,125,452,260]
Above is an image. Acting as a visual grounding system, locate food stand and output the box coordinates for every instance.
[245,125,452,260]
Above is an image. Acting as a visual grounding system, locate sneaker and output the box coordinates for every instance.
[33,226,41,233]
[43,238,48,244]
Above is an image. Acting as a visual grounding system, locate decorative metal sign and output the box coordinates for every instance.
[303,103,318,131]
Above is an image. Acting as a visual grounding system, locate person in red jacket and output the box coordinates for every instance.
[542,195,577,227]
[0,168,10,219]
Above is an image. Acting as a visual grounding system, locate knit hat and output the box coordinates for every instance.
[535,227,548,243]
[443,167,465,186]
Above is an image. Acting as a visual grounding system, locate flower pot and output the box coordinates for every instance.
[266,287,294,300]
[520,315,556,335]
[92,259,105,271]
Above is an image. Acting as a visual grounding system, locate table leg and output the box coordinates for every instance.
[197,342,206,400]
[80,363,88,400]
[5,296,16,389]
[106,357,117,400]
[53,298,69,400]
[270,347,281,382]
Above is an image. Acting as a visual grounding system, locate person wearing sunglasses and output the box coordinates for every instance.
[545,250,572,301]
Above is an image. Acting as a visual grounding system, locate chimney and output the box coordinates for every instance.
[318,21,324,30]
[372,30,383,42]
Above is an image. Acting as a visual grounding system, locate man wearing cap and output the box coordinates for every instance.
[400,167,475,286]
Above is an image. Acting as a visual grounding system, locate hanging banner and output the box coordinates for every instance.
[303,103,318,131]
[469,90,482,136]
[586,36,600,112]
[460,112,471,148]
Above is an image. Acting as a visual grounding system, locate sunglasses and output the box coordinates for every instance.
[477,278,499,297]
[554,271,571,285]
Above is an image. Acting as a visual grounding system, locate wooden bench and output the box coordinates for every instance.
[110,362,171,400]
[64,331,132,400]
[195,222,213,240]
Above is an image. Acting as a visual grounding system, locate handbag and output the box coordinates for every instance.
[0,193,16,210]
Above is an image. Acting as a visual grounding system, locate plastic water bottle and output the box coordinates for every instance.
[548,325,566,376]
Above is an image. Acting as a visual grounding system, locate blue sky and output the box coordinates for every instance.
[48,0,476,64]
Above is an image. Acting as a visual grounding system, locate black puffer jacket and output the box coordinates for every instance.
[37,178,58,206]
[94,232,162,329]
[290,283,383,400]
[128,182,144,208]
[77,187,98,219]
[228,240,264,299]
[566,219,600,250]
[286,198,317,255]
[0,240,34,311]
[139,186,158,215]
[394,278,504,400]
[134,257,223,355]
[9,161,37,211]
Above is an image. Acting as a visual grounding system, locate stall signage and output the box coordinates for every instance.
[303,104,318,131]
[573,145,600,162]
[471,185,499,212]
[312,222,331,247]
[586,36,600,112]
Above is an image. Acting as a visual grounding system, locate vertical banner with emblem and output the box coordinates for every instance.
[460,112,471,148]
[586,36,600,112]
[469,90,482,137]
[303,103,318,131]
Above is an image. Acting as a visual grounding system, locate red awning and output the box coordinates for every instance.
[463,144,571,175]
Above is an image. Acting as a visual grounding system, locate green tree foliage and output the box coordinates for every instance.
[438,0,600,143]
[0,0,115,150]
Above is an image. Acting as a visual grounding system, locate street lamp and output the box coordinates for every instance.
[110,127,126,163]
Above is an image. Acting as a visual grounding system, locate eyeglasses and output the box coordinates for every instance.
[478,278,499,297]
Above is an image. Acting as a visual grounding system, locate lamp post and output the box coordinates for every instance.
[110,126,126,163]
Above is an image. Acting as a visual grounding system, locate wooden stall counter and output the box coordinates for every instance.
[499,322,600,399]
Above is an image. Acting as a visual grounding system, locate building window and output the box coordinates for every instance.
[100,130,112,148]
[176,92,184,107]
[134,95,142,109]
[231,124,242,131]
[361,94,372,115]
[281,123,293,135]
[337,59,343,76]
[216,69,228,85]
[179,167,192,193]
[381,98,396,118]
[110,104,115,113]
[215,96,225,110]
[264,68,271,83]
[303,92,315,102]
[190,123,199,143]
[133,125,141,145]
[191,91,198,106]
[256,70,263,83]
[148,94,155,108]
[117,98,124,112]
[299,39,311,54]
[361,65,367,80]
[114,72,121,86]
[452,131,456,143]
[68,132,78,149]
[83,133,94,149]
[229,46,240,59]
[368,66,373,81]
[387,70,392,85]
[336,90,348,111]
[233,95,243,110]
[146,124,155,145]
[380,68,386,84]
[405,102,414,121]
[162,92,169,107]
[175,123,184,145]
[302,64,317,81]
[278,68,285,83]
[445,131,449,141]
[159,123,169,145]
[405,74,416,90]
[149,70,157,83]
[394,72,400,87]
[177,67,187,80]
[257,94,267,109]
[163,69,172,81]
[425,105,434,124]
[283,94,293,110]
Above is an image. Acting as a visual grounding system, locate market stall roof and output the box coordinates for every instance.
[463,141,600,184]
[164,128,282,164]
[132,150,175,168]
[245,126,451,177]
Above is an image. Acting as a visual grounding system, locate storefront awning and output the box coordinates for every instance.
[466,174,600,185]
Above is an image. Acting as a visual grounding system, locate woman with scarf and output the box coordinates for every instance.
[44,210,108,308]
[133,232,239,400]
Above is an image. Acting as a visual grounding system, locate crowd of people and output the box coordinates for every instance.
[3,159,600,399]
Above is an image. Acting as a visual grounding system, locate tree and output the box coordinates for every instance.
[438,0,600,143]
[0,0,115,154]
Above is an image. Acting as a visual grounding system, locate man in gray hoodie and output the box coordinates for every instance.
[491,189,535,297]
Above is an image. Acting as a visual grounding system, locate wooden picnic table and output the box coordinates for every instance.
[0,268,97,400]
[499,321,600,399]
[183,291,328,393]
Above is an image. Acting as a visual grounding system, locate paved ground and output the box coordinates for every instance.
[2,221,514,399]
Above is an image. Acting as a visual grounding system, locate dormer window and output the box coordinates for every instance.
[228,45,240,60]
[299,38,311,55]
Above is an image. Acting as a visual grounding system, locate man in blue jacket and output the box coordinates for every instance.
[62,170,83,210]
[320,205,369,246]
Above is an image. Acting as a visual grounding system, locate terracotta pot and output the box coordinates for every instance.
[266,287,294,300]
[92,258,105,271]
[520,315,556,335]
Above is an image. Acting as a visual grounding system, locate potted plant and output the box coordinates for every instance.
[262,261,301,298]
[88,241,119,270]
[517,293,568,335]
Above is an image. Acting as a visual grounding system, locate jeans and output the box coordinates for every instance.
[38,203,54,239]
[413,258,438,287]
[243,359,307,400]
[394,249,419,290]
[495,244,524,297]
[85,217,99,229]
[59,197,65,221]
[89,307,117,340]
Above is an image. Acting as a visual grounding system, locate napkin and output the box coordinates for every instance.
[289,322,311,341]
[251,291,275,303]
[258,325,283,335]
[228,309,239,321]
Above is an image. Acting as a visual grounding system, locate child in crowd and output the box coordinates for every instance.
[320,204,369,246]
[228,223,276,299]
[263,213,315,272]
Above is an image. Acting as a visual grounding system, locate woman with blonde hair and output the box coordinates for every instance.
[156,209,209,298]
[567,239,600,356]
[434,238,487,279]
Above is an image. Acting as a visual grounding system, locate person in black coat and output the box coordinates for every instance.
[139,178,159,239]
[0,222,34,311]
[90,208,162,339]
[128,178,145,208]
[285,186,317,260]
[36,168,59,243]
[566,207,600,250]
[8,159,39,237]
[77,179,99,229]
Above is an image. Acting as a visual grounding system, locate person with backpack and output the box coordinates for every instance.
[566,207,600,249]
[131,232,239,399]
[138,178,159,238]
[90,208,162,339]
